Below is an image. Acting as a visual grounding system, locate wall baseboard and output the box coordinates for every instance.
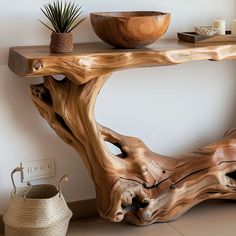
[0,198,97,234]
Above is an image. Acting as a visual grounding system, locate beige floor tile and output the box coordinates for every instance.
[169,200,236,236]
[2,201,235,235]
[67,216,181,236]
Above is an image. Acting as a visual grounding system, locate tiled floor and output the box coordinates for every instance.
[1,200,235,236]
[67,200,236,236]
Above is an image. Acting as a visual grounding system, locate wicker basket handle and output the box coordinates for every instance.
[11,167,23,194]
[11,167,32,198]
[23,182,32,200]
[58,174,69,197]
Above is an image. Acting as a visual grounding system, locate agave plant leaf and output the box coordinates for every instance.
[47,2,61,32]
[48,3,61,32]
[41,5,60,32]
[66,6,86,32]
[61,2,75,32]
[67,6,82,24]
[38,20,55,32]
[55,1,63,31]
[68,17,86,33]
[63,3,80,32]
[64,10,82,32]
[40,1,86,33]
[61,2,71,31]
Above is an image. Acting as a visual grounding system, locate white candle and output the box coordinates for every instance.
[213,19,226,35]
[231,19,236,35]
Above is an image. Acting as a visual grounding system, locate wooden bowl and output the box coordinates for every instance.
[90,11,170,49]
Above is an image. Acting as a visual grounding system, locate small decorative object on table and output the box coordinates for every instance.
[39,0,86,53]
[90,11,170,48]
[194,26,218,36]
[3,167,72,236]
[178,18,236,43]
[213,19,226,35]
[231,19,236,35]
[178,31,236,44]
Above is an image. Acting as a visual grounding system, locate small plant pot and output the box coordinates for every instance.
[50,32,73,53]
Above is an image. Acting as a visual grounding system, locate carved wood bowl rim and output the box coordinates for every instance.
[90,11,170,19]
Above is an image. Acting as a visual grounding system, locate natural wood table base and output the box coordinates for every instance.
[9,40,236,226]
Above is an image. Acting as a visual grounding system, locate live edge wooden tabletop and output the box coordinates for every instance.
[8,39,236,226]
[9,39,236,84]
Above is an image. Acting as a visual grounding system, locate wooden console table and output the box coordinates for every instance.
[8,40,236,226]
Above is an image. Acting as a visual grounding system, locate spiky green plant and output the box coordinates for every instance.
[39,1,86,33]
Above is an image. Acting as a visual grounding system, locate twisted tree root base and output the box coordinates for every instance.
[30,75,236,226]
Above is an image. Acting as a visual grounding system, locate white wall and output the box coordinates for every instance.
[0,0,236,214]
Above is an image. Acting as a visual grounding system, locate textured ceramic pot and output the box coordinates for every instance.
[50,32,73,53]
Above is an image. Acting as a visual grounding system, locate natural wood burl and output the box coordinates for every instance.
[8,40,236,226]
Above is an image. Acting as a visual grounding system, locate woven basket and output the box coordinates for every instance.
[3,168,73,236]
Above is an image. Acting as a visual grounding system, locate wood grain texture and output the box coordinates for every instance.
[8,40,236,226]
[9,40,236,83]
[90,11,170,48]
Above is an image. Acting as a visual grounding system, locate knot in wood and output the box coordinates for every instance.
[169,184,176,190]
[143,197,151,204]
[33,61,43,71]
[143,211,152,220]
[141,165,148,176]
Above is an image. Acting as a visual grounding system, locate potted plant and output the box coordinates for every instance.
[39,1,86,53]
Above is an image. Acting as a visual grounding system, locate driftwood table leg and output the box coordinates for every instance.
[30,74,236,226]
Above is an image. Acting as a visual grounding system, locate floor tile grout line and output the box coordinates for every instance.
[168,223,185,236]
